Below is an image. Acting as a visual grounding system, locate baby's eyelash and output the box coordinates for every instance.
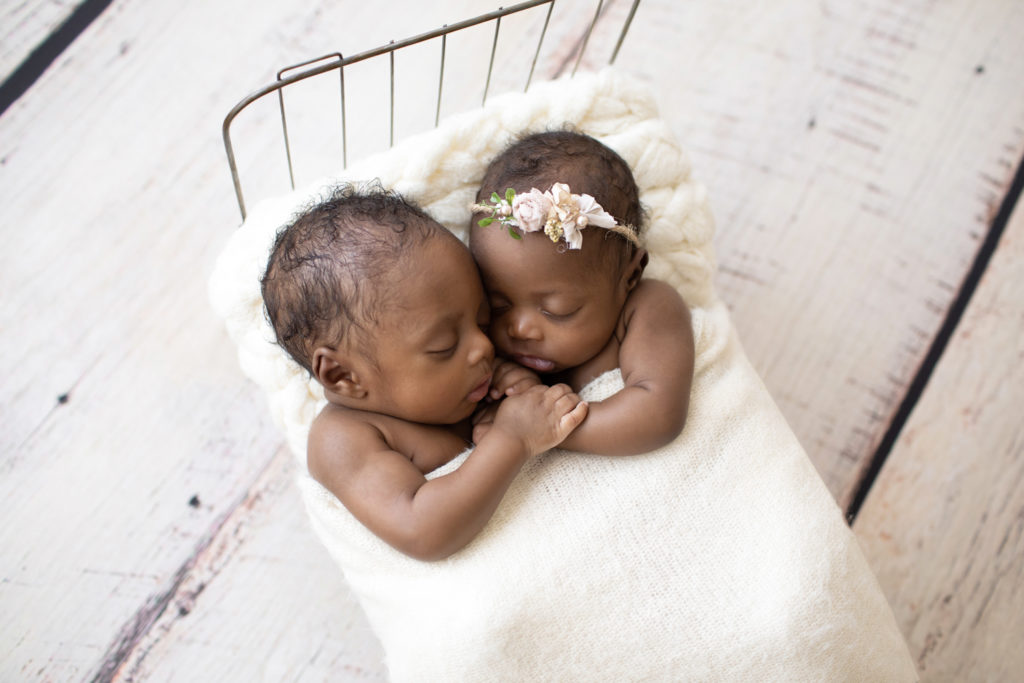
[542,306,581,320]
[427,344,457,357]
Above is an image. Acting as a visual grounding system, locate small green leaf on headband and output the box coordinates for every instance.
[507,226,522,240]
[490,191,501,204]
[478,217,494,227]
[505,187,516,204]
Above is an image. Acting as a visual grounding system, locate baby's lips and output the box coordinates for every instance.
[467,374,493,403]
[513,353,556,373]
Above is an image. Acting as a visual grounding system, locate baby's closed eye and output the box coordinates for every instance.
[541,305,581,320]
[425,336,458,357]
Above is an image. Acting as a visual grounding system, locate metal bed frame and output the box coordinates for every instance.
[222,0,641,220]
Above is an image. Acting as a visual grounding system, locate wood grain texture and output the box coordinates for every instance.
[854,197,1024,681]
[113,447,386,682]
[611,0,1024,505]
[0,0,82,80]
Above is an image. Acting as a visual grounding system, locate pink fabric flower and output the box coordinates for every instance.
[511,188,552,233]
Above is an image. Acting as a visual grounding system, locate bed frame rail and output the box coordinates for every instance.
[222,0,641,219]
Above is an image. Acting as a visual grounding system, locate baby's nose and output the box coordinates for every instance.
[508,310,542,341]
[467,328,494,365]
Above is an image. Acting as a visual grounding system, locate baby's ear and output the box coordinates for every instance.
[312,347,367,399]
[624,247,649,291]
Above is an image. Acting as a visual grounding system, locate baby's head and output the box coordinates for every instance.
[263,184,494,424]
[470,131,647,375]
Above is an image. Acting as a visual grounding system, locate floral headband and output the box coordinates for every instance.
[472,182,640,250]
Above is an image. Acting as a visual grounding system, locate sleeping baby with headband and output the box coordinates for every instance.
[471,130,695,454]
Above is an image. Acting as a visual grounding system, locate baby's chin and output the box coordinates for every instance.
[399,401,477,427]
[452,400,483,424]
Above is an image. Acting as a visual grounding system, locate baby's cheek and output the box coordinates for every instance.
[559,328,602,364]
[487,324,511,350]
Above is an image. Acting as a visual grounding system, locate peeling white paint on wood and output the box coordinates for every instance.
[855,199,1024,682]
[114,447,387,681]
[0,0,83,80]
[613,0,1024,505]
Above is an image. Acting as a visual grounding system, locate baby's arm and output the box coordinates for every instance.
[309,385,587,561]
[559,279,694,455]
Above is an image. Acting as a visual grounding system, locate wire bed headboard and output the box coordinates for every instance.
[222,0,641,220]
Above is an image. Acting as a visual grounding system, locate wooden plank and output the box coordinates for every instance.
[0,0,83,81]
[113,447,387,682]
[611,0,1024,506]
[854,194,1024,680]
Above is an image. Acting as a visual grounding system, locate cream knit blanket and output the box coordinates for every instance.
[209,70,916,681]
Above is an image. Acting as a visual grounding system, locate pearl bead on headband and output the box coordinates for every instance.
[472,182,640,249]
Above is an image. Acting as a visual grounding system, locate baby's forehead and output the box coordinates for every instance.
[473,228,621,290]
[380,231,481,297]
[404,228,475,269]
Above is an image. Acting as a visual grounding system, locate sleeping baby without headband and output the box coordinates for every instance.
[473,182,641,249]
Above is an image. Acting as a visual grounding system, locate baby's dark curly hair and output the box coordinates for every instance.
[261,184,442,374]
[475,130,643,240]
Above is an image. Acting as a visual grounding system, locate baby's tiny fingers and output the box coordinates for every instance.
[559,400,588,430]
[506,376,537,396]
[544,382,575,399]
[553,391,583,413]
[490,362,523,398]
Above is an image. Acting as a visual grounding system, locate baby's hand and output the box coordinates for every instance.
[471,401,500,444]
[490,384,588,456]
[489,359,542,400]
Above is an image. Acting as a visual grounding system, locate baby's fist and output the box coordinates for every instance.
[489,359,542,400]
[493,383,588,456]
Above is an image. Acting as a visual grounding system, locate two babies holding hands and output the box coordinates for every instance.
[261,131,694,560]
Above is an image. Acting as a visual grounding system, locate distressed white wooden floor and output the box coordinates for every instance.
[1,0,1022,681]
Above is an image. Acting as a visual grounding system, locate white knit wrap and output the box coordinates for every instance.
[209,70,916,681]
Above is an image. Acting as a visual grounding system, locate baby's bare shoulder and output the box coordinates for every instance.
[307,405,387,482]
[626,279,691,327]
[619,279,695,408]
[309,405,467,484]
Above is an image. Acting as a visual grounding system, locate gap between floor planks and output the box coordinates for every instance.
[854,177,1024,682]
